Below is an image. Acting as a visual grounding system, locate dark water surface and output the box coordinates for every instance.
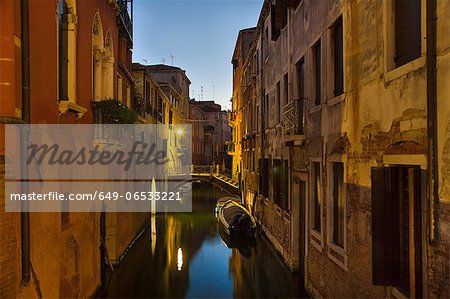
[101,182,307,298]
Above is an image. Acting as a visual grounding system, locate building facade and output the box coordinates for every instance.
[230,28,256,184]
[232,0,449,297]
[0,1,151,297]
[146,64,191,122]
[190,100,232,167]
[189,103,206,165]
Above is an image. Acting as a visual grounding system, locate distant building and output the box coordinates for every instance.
[146,64,191,123]
[132,63,192,174]
[230,27,256,185]
[189,104,205,165]
[189,100,232,167]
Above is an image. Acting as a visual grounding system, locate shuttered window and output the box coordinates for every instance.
[274,160,282,206]
[297,57,305,100]
[332,16,344,96]
[281,160,289,210]
[259,158,270,198]
[394,0,421,68]
[273,160,288,210]
[332,162,345,247]
[313,41,321,106]
[276,81,281,123]
[58,0,69,101]
[265,94,269,128]
[270,0,287,41]
[311,162,321,232]
[371,166,423,297]
[284,73,289,107]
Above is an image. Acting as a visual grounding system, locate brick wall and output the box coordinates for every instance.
[0,156,19,298]
[427,203,450,297]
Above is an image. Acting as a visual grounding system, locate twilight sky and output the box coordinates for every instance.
[132,0,263,111]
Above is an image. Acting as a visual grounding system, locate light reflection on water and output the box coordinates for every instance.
[101,182,306,298]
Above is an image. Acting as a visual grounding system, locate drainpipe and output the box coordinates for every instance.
[426,0,438,242]
[20,0,31,285]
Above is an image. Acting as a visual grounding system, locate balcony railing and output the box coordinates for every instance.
[227,111,236,126]
[226,141,235,154]
[116,0,133,43]
[283,99,305,136]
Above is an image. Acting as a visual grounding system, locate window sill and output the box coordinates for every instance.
[58,100,87,119]
[327,94,345,106]
[283,210,291,222]
[327,242,348,271]
[276,206,282,216]
[384,56,425,83]
[309,229,323,252]
[390,287,409,299]
[309,104,322,114]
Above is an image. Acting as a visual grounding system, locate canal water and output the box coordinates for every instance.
[101,181,306,298]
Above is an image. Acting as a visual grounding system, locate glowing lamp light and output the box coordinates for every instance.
[177,247,183,271]
[175,128,185,136]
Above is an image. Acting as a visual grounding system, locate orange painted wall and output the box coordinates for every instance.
[25,0,133,125]
[0,0,22,155]
[29,0,59,124]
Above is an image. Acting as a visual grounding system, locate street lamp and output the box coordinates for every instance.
[175,128,184,136]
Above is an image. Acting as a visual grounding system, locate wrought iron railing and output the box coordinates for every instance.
[283,99,305,136]
[191,165,212,175]
[227,111,236,121]
[226,141,235,153]
[116,0,132,42]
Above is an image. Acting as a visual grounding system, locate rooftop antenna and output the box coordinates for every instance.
[161,58,166,64]
[212,85,215,100]
[142,59,147,64]
[201,86,204,101]
[170,54,175,65]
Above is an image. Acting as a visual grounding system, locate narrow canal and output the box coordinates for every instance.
[100,181,306,298]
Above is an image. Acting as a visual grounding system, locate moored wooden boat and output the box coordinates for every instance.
[218,200,256,236]
[214,196,240,215]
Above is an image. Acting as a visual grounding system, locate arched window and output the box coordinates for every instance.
[57,0,87,118]
[59,0,69,101]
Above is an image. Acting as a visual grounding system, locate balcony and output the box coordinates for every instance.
[227,111,237,127]
[116,0,133,43]
[283,99,305,145]
[91,99,138,124]
[226,141,236,155]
